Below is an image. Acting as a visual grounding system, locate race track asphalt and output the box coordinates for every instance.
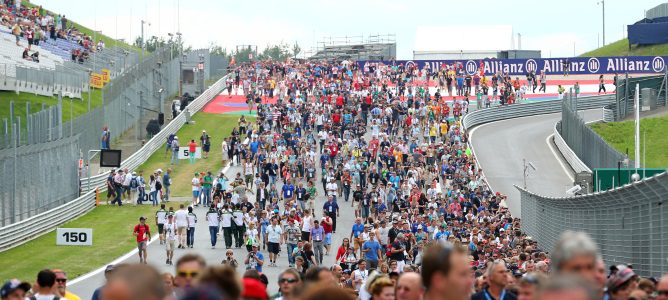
[469,109,603,218]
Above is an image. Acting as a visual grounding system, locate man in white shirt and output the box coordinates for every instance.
[220,204,234,249]
[174,204,188,249]
[164,214,177,265]
[191,173,201,207]
[266,217,283,267]
[206,204,220,249]
[352,259,369,292]
[326,178,338,201]
[30,270,61,300]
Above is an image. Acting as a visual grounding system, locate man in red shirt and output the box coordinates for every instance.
[133,216,152,264]
[188,139,197,164]
[321,213,333,255]
[335,94,344,108]
[328,142,339,159]
[332,111,341,125]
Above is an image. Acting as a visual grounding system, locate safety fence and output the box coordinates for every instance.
[559,92,629,169]
[517,172,668,278]
[0,134,79,227]
[0,72,230,251]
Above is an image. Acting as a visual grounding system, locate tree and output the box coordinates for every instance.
[133,35,167,52]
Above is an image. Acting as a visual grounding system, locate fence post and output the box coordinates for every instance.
[11,123,17,224]
[25,102,31,144]
[58,91,63,139]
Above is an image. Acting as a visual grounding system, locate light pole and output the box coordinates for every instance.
[176,32,183,98]
[198,53,205,94]
[141,20,151,58]
[598,0,605,46]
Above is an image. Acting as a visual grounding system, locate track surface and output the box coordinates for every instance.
[470,109,603,217]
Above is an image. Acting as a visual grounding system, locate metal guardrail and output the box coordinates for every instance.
[462,94,615,131]
[553,121,592,174]
[0,73,230,252]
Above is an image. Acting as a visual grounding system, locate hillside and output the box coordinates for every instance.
[581,38,668,57]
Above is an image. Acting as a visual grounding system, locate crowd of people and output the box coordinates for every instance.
[3,59,662,300]
[0,0,104,64]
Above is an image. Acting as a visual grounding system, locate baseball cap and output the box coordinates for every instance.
[1,279,31,298]
[139,216,146,221]
[607,266,637,291]
[241,278,268,300]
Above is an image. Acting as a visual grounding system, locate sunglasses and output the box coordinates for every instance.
[177,271,199,278]
[657,290,668,296]
[56,278,67,283]
[279,278,299,284]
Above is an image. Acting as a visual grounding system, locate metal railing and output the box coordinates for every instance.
[553,120,592,174]
[517,172,668,278]
[0,73,230,251]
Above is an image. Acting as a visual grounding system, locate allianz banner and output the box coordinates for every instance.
[358,56,668,76]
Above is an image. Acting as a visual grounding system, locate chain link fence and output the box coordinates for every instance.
[518,172,668,278]
[0,102,79,226]
[559,91,628,169]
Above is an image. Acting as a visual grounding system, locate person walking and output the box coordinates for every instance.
[284,219,301,268]
[310,220,325,265]
[598,75,607,94]
[191,173,201,207]
[163,169,172,202]
[323,195,340,233]
[205,204,220,249]
[133,216,151,264]
[266,217,283,267]
[221,204,234,249]
[188,139,197,164]
[164,215,177,265]
[539,71,547,93]
[155,204,167,245]
[186,206,197,248]
[174,204,188,249]
[171,136,180,165]
[201,171,213,207]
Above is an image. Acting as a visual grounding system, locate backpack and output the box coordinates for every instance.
[130,176,139,189]
[155,181,162,191]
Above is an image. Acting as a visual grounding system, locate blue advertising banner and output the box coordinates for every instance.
[358,56,668,76]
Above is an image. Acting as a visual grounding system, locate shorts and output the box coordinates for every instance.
[268,242,280,254]
[166,240,175,251]
[192,191,200,198]
[137,241,147,251]
[324,233,332,245]
[158,224,165,234]
[177,226,187,236]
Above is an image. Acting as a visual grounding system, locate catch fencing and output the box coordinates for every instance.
[517,172,668,278]
[559,91,629,169]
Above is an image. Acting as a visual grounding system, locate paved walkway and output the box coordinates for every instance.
[70,137,362,298]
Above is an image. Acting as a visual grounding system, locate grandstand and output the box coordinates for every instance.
[0,4,138,99]
[309,34,396,61]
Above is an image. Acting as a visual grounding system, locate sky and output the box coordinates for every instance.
[35,0,668,59]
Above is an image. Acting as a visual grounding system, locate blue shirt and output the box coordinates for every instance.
[250,252,264,272]
[323,201,339,214]
[363,240,381,262]
[250,141,259,153]
[311,226,325,241]
[282,184,295,198]
[352,223,364,238]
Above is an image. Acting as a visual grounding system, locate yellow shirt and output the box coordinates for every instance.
[65,291,82,300]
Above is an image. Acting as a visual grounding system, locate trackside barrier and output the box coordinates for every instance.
[0,74,231,252]
[516,171,668,278]
[553,121,592,174]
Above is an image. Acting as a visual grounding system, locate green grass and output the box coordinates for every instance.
[0,202,185,282]
[581,38,668,57]
[0,89,103,126]
[136,113,255,196]
[590,115,668,168]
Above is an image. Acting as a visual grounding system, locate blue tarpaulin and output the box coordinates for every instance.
[628,17,668,46]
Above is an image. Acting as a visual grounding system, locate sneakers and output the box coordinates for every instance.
[165,259,169,265]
